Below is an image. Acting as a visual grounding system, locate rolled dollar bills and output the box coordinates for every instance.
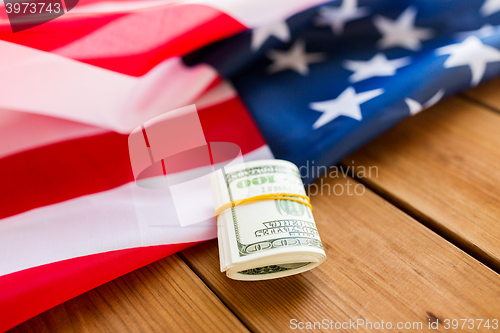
[210,159,326,281]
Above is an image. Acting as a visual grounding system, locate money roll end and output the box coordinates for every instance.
[210,159,326,281]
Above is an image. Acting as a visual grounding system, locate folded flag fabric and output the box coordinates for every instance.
[184,0,500,183]
[1,0,500,330]
[0,1,305,330]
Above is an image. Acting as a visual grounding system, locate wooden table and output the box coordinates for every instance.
[11,80,500,332]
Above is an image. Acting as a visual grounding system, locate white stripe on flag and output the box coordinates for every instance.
[0,80,237,159]
[0,40,217,132]
[193,81,238,109]
[194,0,330,27]
[66,0,330,27]
[0,145,273,277]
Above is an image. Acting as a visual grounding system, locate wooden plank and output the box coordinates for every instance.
[344,97,500,271]
[10,255,249,333]
[463,77,500,112]
[180,176,500,333]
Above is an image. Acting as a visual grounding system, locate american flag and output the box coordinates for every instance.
[1,0,500,329]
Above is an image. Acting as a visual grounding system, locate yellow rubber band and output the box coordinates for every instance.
[215,192,312,219]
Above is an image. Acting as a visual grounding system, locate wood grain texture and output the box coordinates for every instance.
[180,176,500,333]
[10,86,500,333]
[344,97,500,271]
[10,255,249,333]
[463,77,500,112]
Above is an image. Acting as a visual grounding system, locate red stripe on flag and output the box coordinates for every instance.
[0,97,265,219]
[1,5,246,76]
[0,132,133,220]
[0,14,126,52]
[0,242,199,332]
[141,125,151,147]
[198,96,265,147]
[70,5,246,76]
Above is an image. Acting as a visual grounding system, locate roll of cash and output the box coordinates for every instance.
[210,159,326,281]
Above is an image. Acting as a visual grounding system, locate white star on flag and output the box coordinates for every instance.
[309,87,384,129]
[267,40,326,75]
[455,24,498,40]
[251,21,291,51]
[373,6,434,51]
[405,89,445,115]
[436,35,500,86]
[315,0,370,35]
[342,53,411,83]
[480,0,500,16]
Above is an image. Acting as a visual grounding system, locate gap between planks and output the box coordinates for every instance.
[342,161,500,275]
[11,255,250,333]
[342,95,500,274]
[180,91,500,331]
[461,77,500,116]
[180,176,500,333]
